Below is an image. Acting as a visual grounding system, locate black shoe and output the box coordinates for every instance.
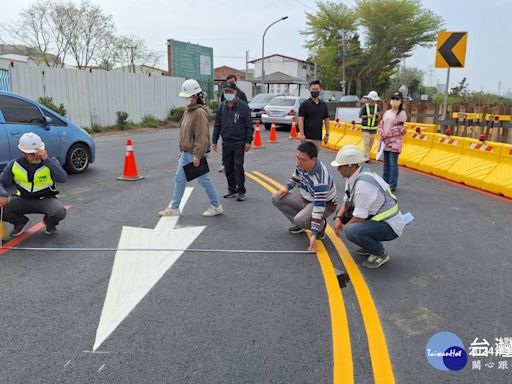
[289,226,306,234]
[317,228,326,240]
[45,225,58,235]
[10,219,31,237]
[236,193,246,201]
[223,192,237,199]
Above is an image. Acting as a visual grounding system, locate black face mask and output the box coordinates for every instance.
[310,91,320,98]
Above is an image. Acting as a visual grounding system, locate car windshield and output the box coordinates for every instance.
[250,94,276,104]
[268,98,296,107]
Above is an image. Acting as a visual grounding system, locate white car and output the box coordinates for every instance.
[261,96,306,130]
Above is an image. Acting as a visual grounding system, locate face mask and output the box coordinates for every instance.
[390,99,401,107]
[186,97,194,106]
[224,93,235,102]
[311,91,320,98]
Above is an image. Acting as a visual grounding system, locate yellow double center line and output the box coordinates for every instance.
[246,171,395,384]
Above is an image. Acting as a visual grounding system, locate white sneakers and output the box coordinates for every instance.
[158,205,223,217]
[202,205,223,217]
[158,208,180,216]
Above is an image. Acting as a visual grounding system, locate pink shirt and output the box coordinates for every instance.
[378,110,407,153]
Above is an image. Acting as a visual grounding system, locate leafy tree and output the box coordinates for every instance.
[302,0,444,96]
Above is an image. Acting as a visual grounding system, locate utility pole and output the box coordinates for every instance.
[337,30,347,95]
[245,50,249,80]
[129,46,135,73]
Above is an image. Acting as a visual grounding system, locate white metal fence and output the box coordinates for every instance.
[1,61,186,127]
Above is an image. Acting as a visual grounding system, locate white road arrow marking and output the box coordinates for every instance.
[93,188,203,352]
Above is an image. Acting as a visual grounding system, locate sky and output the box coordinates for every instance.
[2,0,511,95]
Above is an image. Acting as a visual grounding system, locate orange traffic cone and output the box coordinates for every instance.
[268,121,278,143]
[117,139,144,181]
[253,120,265,148]
[289,117,298,139]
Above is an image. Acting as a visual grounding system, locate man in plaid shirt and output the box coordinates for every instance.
[272,141,338,252]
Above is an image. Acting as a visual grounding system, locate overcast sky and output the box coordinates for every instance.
[3,0,511,95]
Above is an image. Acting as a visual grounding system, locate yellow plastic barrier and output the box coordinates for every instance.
[405,123,437,133]
[452,112,484,120]
[336,122,363,150]
[324,121,346,150]
[398,131,434,168]
[445,139,502,189]
[369,134,382,160]
[481,144,512,198]
[416,134,467,177]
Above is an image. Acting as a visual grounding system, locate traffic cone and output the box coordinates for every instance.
[117,139,144,181]
[289,117,298,139]
[268,121,278,143]
[253,120,265,148]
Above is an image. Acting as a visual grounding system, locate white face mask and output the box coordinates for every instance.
[186,97,194,106]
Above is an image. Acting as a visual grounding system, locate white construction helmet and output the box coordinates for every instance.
[18,132,45,154]
[365,90,380,101]
[331,145,365,167]
[179,79,202,98]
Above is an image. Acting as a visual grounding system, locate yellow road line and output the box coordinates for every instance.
[245,171,353,384]
[249,171,395,384]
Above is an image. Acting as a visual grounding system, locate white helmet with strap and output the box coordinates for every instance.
[18,132,45,154]
[179,79,202,98]
[331,145,365,167]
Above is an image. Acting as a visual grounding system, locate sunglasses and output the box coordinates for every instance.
[390,97,401,101]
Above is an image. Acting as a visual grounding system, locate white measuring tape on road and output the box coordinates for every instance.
[0,246,315,254]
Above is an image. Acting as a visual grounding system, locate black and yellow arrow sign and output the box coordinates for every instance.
[435,32,468,68]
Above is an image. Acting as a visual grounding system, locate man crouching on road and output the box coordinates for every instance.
[272,141,338,252]
[331,145,405,268]
[0,133,68,237]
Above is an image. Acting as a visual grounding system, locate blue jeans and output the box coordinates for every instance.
[171,152,220,209]
[383,151,399,189]
[345,221,398,256]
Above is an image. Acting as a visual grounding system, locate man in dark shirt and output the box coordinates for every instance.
[298,80,330,151]
[213,82,254,201]
[220,74,248,103]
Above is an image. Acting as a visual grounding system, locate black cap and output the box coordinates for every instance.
[392,91,403,100]
[224,82,238,90]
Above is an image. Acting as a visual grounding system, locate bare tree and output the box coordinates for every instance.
[66,1,115,69]
[116,35,162,73]
[48,2,76,67]
[1,0,57,66]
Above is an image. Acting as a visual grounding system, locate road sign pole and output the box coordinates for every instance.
[442,67,451,121]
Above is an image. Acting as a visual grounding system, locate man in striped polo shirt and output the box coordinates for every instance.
[272,141,338,252]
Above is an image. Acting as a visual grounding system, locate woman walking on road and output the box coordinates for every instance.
[159,79,223,217]
[377,91,407,191]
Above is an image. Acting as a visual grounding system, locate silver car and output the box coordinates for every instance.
[261,96,306,130]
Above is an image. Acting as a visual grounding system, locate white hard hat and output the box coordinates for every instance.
[331,145,365,167]
[18,132,45,154]
[179,79,202,98]
[365,90,380,101]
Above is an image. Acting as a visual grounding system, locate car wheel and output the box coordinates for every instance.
[264,123,272,130]
[64,143,90,173]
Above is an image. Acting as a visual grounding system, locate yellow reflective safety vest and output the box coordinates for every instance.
[347,166,399,222]
[11,158,58,199]
[362,103,379,132]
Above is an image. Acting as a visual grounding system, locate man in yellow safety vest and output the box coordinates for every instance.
[331,145,405,269]
[0,132,68,237]
[359,90,382,162]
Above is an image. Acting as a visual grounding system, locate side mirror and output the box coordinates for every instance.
[43,116,53,129]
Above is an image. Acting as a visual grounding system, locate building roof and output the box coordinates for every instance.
[251,71,308,85]
[214,65,247,81]
[248,54,310,64]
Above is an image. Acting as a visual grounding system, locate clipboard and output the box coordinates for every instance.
[183,157,209,181]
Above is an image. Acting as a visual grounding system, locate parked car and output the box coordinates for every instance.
[339,95,360,103]
[248,93,281,122]
[261,96,306,130]
[0,91,95,173]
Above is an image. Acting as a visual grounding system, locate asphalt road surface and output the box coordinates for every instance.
[0,127,511,384]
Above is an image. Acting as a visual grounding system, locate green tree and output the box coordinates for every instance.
[302,0,444,96]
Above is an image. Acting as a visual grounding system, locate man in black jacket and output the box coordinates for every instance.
[213,82,254,201]
[220,74,248,103]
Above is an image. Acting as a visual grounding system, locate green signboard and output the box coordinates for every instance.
[168,39,214,98]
